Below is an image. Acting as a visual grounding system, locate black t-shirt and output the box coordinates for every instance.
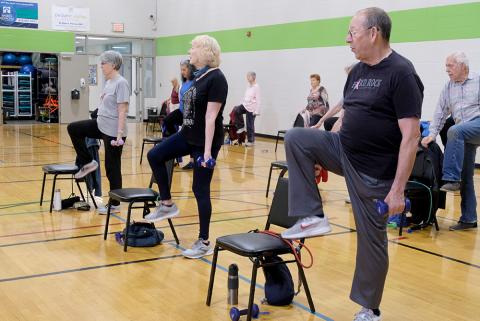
[340,51,424,179]
[181,68,228,148]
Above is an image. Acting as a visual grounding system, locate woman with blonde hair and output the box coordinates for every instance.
[147,35,228,259]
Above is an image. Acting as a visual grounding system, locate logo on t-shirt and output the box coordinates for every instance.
[352,78,382,90]
[182,86,196,126]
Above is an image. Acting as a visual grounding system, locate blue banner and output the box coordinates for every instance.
[0,1,38,29]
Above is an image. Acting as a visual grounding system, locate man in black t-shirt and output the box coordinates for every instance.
[281,8,423,321]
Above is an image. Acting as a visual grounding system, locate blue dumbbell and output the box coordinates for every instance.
[230,303,269,321]
[196,156,216,169]
[375,198,411,216]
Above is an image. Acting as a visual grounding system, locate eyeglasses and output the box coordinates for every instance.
[347,26,374,38]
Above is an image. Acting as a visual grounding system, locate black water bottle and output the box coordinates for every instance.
[228,264,239,305]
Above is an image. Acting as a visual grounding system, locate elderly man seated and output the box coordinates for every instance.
[421,52,480,231]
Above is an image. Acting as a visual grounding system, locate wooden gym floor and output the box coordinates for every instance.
[0,122,479,321]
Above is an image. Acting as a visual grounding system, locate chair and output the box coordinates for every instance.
[274,130,286,152]
[206,177,315,321]
[399,144,444,236]
[140,137,163,164]
[103,159,179,252]
[40,164,97,213]
[266,160,288,197]
[145,107,161,133]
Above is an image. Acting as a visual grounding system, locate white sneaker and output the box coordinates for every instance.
[345,197,351,204]
[97,204,121,215]
[144,203,179,222]
[182,239,214,259]
[281,215,331,239]
[74,160,99,179]
[354,308,381,321]
[245,141,254,147]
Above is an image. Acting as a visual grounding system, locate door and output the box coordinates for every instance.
[128,57,143,121]
[59,54,89,124]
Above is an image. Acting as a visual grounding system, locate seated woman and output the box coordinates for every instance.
[146,35,228,259]
[296,74,329,127]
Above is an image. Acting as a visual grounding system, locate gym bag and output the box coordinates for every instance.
[261,255,295,306]
[115,222,164,247]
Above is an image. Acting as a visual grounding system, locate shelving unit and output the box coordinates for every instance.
[36,57,58,123]
[1,70,33,118]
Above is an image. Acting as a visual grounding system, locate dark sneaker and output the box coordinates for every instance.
[449,221,477,231]
[182,162,194,170]
[440,182,461,192]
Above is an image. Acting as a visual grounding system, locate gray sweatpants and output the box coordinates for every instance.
[285,127,393,309]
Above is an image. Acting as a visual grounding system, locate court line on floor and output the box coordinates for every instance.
[169,242,335,321]
[389,239,480,269]
[0,207,268,240]
[0,252,184,284]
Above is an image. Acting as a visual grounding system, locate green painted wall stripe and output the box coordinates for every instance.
[156,2,480,56]
[0,28,74,53]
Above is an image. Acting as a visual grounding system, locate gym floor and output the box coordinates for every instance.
[0,122,478,321]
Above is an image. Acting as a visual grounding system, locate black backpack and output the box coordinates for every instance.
[115,222,164,247]
[262,255,295,306]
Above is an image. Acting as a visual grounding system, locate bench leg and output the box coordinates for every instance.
[49,174,58,213]
[124,202,134,252]
[40,173,47,206]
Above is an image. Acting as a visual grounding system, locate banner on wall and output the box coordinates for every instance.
[52,5,89,31]
[0,1,38,29]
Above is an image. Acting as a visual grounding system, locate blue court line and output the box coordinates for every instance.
[169,242,335,321]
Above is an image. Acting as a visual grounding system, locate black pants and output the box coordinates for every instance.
[67,119,125,206]
[324,117,339,132]
[233,104,256,142]
[147,131,220,240]
[163,109,183,137]
[440,116,455,148]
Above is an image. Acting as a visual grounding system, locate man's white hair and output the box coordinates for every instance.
[449,51,469,68]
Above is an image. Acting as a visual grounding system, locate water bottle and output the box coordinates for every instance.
[53,189,62,211]
[228,264,239,305]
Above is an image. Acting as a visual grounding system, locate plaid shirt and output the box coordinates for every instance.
[429,73,480,138]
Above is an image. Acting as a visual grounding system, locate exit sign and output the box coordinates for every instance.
[112,23,124,33]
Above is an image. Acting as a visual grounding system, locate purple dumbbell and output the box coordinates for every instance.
[196,156,216,169]
[375,198,411,216]
[110,139,124,146]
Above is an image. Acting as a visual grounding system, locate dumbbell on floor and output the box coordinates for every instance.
[230,304,260,321]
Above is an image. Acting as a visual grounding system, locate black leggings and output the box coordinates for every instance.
[67,119,125,206]
[163,109,183,137]
[147,131,220,240]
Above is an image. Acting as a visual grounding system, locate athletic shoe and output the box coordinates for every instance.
[440,182,461,192]
[245,141,254,147]
[144,203,179,222]
[97,204,121,215]
[353,308,381,321]
[345,197,351,204]
[281,215,331,239]
[74,160,99,179]
[449,221,477,231]
[182,239,214,259]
